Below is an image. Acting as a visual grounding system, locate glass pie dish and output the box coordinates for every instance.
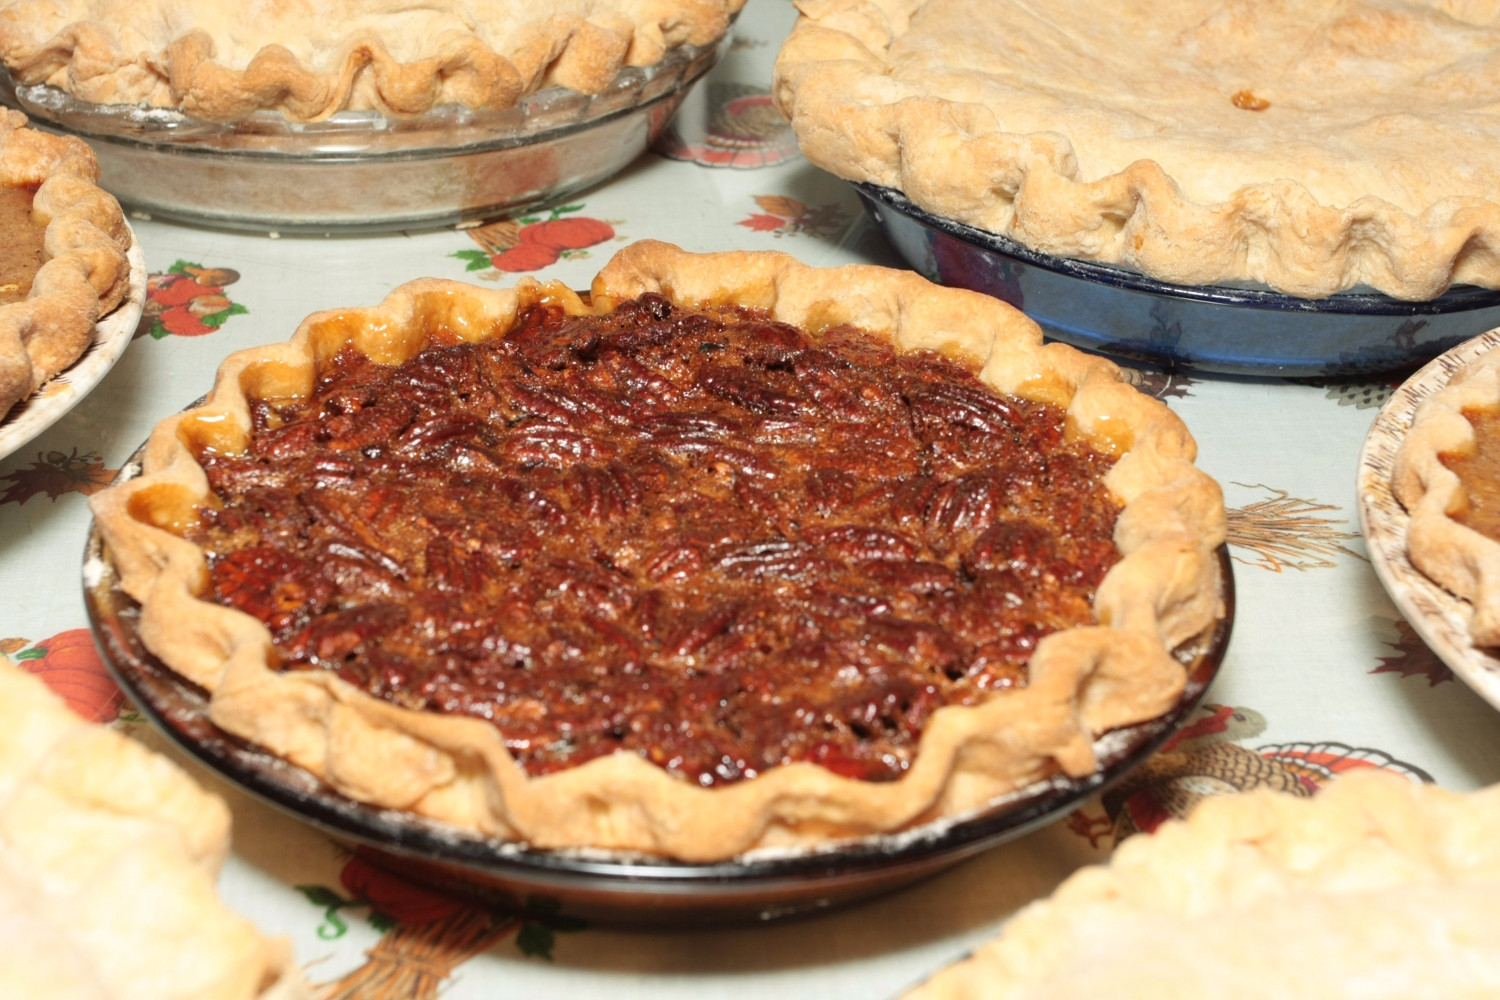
[856,183,1500,379]
[83,444,1234,927]
[0,34,727,234]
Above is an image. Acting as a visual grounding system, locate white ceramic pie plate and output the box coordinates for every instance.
[0,232,145,462]
[0,35,727,233]
[1358,328,1500,711]
[83,454,1233,926]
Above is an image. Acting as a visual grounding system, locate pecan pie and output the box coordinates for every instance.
[0,108,132,421]
[0,0,745,123]
[904,771,1500,1000]
[774,0,1500,300]
[0,659,308,1000]
[1393,347,1500,645]
[90,241,1225,860]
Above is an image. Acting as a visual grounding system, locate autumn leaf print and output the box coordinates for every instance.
[0,448,117,504]
[1226,484,1365,571]
[736,194,849,238]
[1371,617,1455,686]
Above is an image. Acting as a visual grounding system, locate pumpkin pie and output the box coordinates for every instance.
[0,0,746,123]
[89,241,1225,860]
[0,108,131,421]
[0,658,308,1000]
[774,0,1500,300]
[904,770,1500,1000]
[1393,347,1500,646]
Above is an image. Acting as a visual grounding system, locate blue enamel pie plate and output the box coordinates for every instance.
[855,182,1500,378]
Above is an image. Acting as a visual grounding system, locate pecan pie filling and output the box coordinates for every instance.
[187,294,1123,786]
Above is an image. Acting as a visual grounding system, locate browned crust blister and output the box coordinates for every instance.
[772,0,1500,300]
[0,108,131,421]
[1393,350,1500,646]
[90,241,1225,860]
[0,0,746,123]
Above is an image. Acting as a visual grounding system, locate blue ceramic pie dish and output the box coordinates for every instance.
[855,182,1500,378]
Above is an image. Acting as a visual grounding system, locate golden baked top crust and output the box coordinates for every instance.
[774,0,1500,300]
[0,0,746,123]
[90,241,1225,860]
[903,771,1500,1000]
[0,109,132,421]
[1393,348,1500,646]
[0,659,308,1000]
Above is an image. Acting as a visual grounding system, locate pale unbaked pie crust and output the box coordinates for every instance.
[1393,348,1500,646]
[0,658,307,1000]
[89,241,1225,861]
[0,0,746,123]
[774,0,1500,300]
[0,108,132,421]
[904,771,1500,1000]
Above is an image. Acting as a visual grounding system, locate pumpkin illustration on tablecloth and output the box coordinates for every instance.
[13,628,124,723]
[454,207,618,274]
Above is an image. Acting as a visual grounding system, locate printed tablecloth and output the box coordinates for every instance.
[5,1,1500,996]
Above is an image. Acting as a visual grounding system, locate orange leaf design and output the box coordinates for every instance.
[737,213,786,233]
[753,195,807,220]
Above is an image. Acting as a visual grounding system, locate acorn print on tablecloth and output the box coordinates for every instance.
[454,205,618,275]
[139,262,247,339]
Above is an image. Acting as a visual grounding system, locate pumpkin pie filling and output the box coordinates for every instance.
[0,183,43,306]
[186,293,1123,787]
[1442,407,1500,543]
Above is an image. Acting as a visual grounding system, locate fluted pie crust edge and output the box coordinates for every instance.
[0,108,132,421]
[773,0,1500,301]
[0,659,307,1000]
[903,771,1500,999]
[90,241,1225,860]
[0,0,745,124]
[1393,348,1500,647]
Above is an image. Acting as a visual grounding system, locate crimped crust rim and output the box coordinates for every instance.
[0,108,132,421]
[90,241,1225,860]
[1393,347,1500,645]
[0,0,746,123]
[772,0,1500,301]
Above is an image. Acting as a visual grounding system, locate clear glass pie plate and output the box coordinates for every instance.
[0,35,728,234]
[83,436,1234,928]
[855,183,1500,379]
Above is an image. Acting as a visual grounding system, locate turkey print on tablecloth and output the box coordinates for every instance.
[453,205,618,276]
[1066,703,1434,849]
[138,261,247,339]
[302,851,585,998]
